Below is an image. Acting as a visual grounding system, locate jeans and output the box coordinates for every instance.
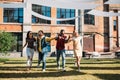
[38,52,47,69]
[56,49,66,68]
[26,48,34,59]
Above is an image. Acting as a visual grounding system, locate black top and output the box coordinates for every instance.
[26,38,36,49]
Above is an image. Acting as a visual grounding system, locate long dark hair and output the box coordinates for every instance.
[26,31,33,39]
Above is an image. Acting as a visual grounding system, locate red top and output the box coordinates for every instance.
[56,35,67,50]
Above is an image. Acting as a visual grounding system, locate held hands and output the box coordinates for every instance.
[67,35,73,42]
[68,35,72,39]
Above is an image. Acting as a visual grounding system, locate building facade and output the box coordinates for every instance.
[0,0,120,53]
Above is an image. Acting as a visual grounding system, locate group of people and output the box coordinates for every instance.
[23,29,82,72]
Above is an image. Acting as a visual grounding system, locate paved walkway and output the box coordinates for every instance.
[0,51,116,58]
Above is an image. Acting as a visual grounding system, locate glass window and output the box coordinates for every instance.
[32,4,51,24]
[113,20,117,31]
[57,8,75,24]
[84,10,95,25]
[3,8,23,23]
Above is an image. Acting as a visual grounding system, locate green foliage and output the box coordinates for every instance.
[0,31,15,54]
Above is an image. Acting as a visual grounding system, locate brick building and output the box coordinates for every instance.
[0,0,120,53]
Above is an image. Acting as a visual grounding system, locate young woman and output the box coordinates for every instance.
[69,31,83,72]
[23,31,36,70]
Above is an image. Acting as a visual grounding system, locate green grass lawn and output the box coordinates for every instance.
[0,57,120,80]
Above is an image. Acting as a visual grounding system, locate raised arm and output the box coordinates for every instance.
[65,35,72,43]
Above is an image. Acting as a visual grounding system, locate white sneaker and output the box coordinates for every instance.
[30,61,32,66]
[42,69,46,72]
[27,60,30,66]
[62,68,66,72]
[57,66,60,70]
[77,68,80,72]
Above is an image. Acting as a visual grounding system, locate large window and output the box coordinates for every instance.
[4,8,23,23]
[84,10,95,25]
[32,4,51,24]
[57,8,75,24]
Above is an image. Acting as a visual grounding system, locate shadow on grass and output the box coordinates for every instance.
[4,62,26,64]
[66,62,120,65]
[0,71,86,78]
[0,65,57,71]
[3,60,120,65]
[70,66,120,70]
[0,65,120,71]
[3,60,56,64]
[93,74,120,80]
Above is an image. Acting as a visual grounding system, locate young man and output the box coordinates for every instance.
[55,29,70,71]
[37,30,55,72]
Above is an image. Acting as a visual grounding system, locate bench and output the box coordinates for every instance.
[85,52,98,59]
[85,52,113,59]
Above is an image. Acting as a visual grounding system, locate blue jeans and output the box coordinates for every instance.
[56,49,66,68]
[38,52,47,69]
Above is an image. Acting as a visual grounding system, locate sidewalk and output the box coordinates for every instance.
[0,51,116,58]
[0,52,38,58]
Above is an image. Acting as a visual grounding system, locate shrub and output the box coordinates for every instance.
[0,31,15,54]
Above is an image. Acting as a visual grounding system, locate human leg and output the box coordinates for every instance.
[26,48,31,70]
[42,52,47,71]
[56,50,61,69]
[76,56,82,72]
[61,50,66,71]
[29,48,34,67]
[38,52,43,67]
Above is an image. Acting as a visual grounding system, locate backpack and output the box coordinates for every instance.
[37,37,50,53]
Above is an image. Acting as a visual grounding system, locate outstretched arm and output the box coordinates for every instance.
[45,37,56,42]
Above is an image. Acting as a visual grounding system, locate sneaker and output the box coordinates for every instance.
[42,69,46,72]
[37,64,40,68]
[77,68,80,72]
[62,68,66,72]
[27,60,30,66]
[57,66,60,70]
[74,62,77,67]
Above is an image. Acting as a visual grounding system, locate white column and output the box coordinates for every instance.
[109,15,113,50]
[80,10,84,52]
[22,0,32,57]
[80,10,84,36]
[75,9,84,54]
[118,11,120,47]
[75,9,78,31]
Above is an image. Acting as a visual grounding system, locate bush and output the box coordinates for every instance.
[0,31,15,54]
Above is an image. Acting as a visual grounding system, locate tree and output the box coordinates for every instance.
[0,31,15,54]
